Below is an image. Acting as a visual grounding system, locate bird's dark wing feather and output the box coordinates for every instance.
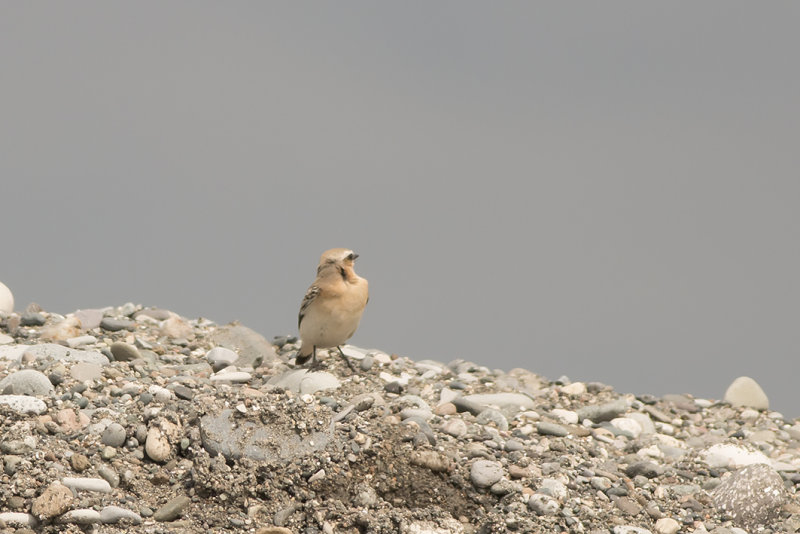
[298,285,320,328]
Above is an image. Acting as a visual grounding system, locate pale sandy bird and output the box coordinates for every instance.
[296,248,369,366]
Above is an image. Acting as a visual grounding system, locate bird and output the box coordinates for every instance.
[295,248,369,368]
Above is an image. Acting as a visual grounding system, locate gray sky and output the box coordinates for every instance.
[2,3,799,416]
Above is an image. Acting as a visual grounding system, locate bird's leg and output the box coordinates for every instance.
[337,346,356,373]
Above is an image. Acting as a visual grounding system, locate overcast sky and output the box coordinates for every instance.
[1,3,798,416]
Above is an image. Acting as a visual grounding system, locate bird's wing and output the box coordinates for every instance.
[298,284,321,328]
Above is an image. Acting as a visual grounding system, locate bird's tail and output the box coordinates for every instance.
[295,346,313,365]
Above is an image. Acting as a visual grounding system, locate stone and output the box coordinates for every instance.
[154,495,192,522]
[461,393,535,414]
[0,394,47,414]
[145,420,181,463]
[441,418,468,438]
[160,315,193,339]
[612,528,652,534]
[20,311,46,326]
[267,369,341,394]
[0,512,39,528]
[66,335,98,348]
[99,506,142,524]
[101,422,127,447]
[470,459,504,488]
[528,493,560,515]
[577,398,629,423]
[209,323,279,368]
[210,369,252,383]
[724,376,769,410]
[206,346,239,370]
[70,453,90,472]
[58,509,102,524]
[0,343,108,365]
[109,342,141,362]
[653,518,680,534]
[711,463,787,530]
[0,281,13,313]
[0,369,55,396]
[32,482,73,519]
[537,422,569,437]
[62,477,112,493]
[69,362,103,382]
[73,308,107,330]
[700,443,770,469]
[100,317,135,332]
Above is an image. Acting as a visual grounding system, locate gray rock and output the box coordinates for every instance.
[205,346,239,370]
[475,408,508,431]
[711,463,787,529]
[724,376,769,410]
[461,393,536,414]
[200,408,333,461]
[209,323,278,368]
[62,477,112,493]
[537,422,569,437]
[109,342,141,362]
[20,311,46,326]
[134,308,172,321]
[209,370,252,383]
[154,495,191,522]
[57,509,101,524]
[0,394,47,414]
[100,317,135,332]
[4,343,108,365]
[100,506,142,524]
[97,466,120,488]
[528,493,560,515]
[267,369,341,394]
[612,527,653,534]
[73,308,108,330]
[576,398,629,422]
[470,459,504,488]
[0,369,55,396]
[172,384,194,400]
[101,423,127,447]
[0,512,39,528]
[69,362,103,382]
[360,354,374,371]
[452,396,485,415]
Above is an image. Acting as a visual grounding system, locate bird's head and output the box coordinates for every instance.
[318,248,359,272]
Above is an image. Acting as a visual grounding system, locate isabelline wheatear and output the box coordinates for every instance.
[296,248,369,367]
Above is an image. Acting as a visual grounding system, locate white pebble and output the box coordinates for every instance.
[0,281,14,313]
[62,477,112,493]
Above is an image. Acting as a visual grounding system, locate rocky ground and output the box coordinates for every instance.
[0,303,799,534]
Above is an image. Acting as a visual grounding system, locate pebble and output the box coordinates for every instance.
[700,443,770,469]
[109,341,141,361]
[69,362,103,382]
[577,398,629,422]
[710,463,787,529]
[154,495,192,521]
[100,317,135,332]
[528,494,560,515]
[550,408,579,424]
[101,422,127,447]
[0,281,13,313]
[20,311,46,326]
[210,369,253,383]
[724,376,769,410]
[537,421,569,437]
[470,459,504,488]
[441,418,468,438]
[145,425,175,463]
[0,512,38,528]
[475,408,508,431]
[0,395,47,414]
[58,509,101,524]
[98,505,142,524]
[653,517,680,534]
[66,335,97,348]
[0,369,55,396]
[206,346,239,370]
[31,482,73,519]
[70,453,90,472]
[62,477,112,493]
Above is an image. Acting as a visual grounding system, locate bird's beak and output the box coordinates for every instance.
[352,253,359,260]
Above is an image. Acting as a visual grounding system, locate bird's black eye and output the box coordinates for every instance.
[346,253,354,260]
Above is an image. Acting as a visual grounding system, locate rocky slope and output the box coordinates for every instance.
[0,303,798,534]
